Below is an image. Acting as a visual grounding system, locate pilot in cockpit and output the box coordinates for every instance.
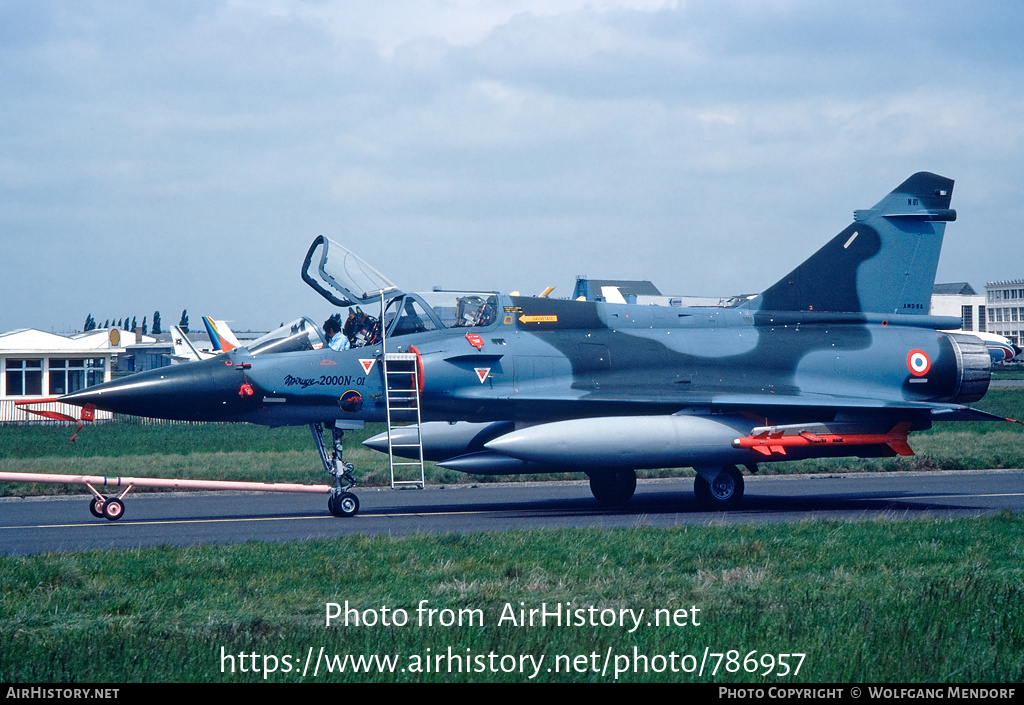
[323,315,350,351]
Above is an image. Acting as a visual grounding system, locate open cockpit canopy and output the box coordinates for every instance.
[301,237,499,345]
[302,236,401,307]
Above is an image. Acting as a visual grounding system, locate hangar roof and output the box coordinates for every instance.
[0,328,138,354]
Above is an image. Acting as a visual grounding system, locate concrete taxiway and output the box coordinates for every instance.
[1,469,1023,555]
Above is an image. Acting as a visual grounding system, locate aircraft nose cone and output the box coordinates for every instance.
[60,357,251,421]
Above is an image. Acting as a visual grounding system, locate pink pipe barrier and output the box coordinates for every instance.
[0,472,331,494]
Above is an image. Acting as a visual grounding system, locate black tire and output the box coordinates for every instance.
[588,468,637,507]
[328,491,359,518]
[89,498,106,518]
[694,465,744,510]
[694,474,711,505]
[102,498,125,521]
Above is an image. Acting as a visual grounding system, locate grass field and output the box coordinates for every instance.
[1,514,1021,682]
[1,391,1023,683]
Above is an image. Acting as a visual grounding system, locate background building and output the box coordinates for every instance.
[984,280,1024,347]
[930,282,986,334]
[0,328,130,422]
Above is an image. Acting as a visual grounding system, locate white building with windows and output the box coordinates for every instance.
[985,280,1024,346]
[0,328,132,422]
[930,282,986,334]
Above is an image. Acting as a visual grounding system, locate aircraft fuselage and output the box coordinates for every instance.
[85,293,987,439]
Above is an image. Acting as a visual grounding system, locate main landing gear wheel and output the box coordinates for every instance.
[694,465,744,510]
[328,491,359,518]
[587,468,637,507]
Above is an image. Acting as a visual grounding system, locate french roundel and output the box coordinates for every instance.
[906,349,931,377]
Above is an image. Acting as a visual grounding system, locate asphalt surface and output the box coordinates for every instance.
[2,469,1023,555]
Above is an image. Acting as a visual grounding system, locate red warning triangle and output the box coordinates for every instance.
[475,368,490,384]
[359,359,376,374]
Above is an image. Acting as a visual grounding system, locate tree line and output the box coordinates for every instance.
[82,310,190,335]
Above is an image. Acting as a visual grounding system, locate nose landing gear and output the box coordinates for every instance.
[312,421,363,517]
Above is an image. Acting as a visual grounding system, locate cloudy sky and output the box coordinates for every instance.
[3,0,1023,334]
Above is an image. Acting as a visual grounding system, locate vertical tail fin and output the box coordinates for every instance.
[755,172,955,315]
[203,316,237,352]
[170,325,206,361]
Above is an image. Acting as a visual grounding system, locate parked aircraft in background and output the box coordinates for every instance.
[970,331,1022,364]
[169,319,240,362]
[13,172,1019,521]
[203,316,240,352]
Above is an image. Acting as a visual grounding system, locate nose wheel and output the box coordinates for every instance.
[328,491,360,517]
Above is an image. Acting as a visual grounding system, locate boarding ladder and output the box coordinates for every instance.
[381,346,426,489]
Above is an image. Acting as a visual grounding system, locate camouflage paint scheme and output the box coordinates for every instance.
[60,173,1001,513]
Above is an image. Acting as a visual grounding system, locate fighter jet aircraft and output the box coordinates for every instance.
[53,172,1013,518]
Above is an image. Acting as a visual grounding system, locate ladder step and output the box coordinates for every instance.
[384,345,424,490]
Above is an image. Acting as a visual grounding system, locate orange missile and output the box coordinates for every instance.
[733,422,914,457]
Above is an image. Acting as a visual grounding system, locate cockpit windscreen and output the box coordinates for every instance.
[385,292,498,337]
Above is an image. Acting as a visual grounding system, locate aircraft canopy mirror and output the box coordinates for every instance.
[301,236,402,307]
